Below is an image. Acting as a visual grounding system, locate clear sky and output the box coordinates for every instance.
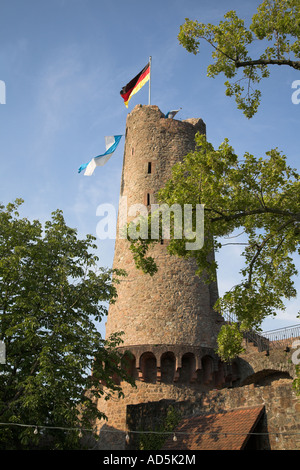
[0,0,299,336]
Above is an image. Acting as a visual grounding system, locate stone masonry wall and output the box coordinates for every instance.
[96,381,209,450]
[126,380,300,450]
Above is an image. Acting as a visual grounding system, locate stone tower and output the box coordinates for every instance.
[96,105,231,449]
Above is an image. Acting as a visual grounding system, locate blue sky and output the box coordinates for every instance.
[0,0,299,336]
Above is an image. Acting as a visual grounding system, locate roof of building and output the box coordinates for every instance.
[162,405,265,451]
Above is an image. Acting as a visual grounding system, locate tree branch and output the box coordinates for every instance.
[235,58,300,70]
[205,206,298,223]
[195,35,300,70]
[246,218,295,286]
[0,357,40,418]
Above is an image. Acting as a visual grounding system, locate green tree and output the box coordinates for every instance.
[175,0,300,363]
[178,0,300,118]
[128,135,300,337]
[0,199,134,450]
[127,0,300,377]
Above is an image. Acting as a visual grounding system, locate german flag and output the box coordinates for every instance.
[120,62,150,108]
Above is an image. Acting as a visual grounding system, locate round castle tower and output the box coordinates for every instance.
[105,105,223,367]
[96,105,236,449]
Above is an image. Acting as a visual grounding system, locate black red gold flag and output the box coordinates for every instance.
[120,62,150,108]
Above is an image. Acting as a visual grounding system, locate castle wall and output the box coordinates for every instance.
[126,380,300,450]
[95,345,239,450]
[95,381,211,450]
[95,378,300,450]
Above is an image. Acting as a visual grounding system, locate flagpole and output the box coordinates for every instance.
[149,56,152,105]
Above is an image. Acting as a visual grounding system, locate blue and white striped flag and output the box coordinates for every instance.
[165,108,181,119]
[78,135,122,176]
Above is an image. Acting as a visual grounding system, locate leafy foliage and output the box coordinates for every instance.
[293,365,300,394]
[175,0,300,365]
[138,405,181,450]
[178,0,300,117]
[0,199,134,449]
[127,0,300,383]
[128,134,300,357]
[216,323,245,362]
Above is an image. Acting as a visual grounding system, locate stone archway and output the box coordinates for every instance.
[140,352,157,383]
[161,351,176,384]
[121,352,138,380]
[178,353,196,384]
[202,355,214,385]
[241,369,293,386]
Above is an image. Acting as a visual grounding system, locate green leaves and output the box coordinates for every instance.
[178,0,300,117]
[176,0,300,376]
[0,200,132,449]
[216,323,245,362]
[128,134,299,358]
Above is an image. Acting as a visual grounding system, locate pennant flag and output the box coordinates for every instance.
[78,135,122,176]
[165,108,181,119]
[120,62,150,108]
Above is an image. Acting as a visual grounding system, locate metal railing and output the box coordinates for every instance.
[261,324,300,347]
[221,311,270,352]
[243,329,270,353]
[222,309,300,353]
